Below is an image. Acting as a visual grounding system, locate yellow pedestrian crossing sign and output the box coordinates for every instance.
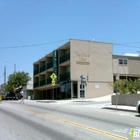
[50,73,57,86]
[52,80,55,86]
[50,73,57,80]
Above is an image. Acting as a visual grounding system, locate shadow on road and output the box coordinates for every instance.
[135,114,140,117]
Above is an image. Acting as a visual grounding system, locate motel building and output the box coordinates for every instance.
[33,39,140,100]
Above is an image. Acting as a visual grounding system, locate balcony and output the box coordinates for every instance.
[47,62,53,69]
[34,82,39,88]
[60,52,70,64]
[46,78,52,84]
[40,65,46,73]
[40,79,46,86]
[34,68,39,75]
[60,71,70,81]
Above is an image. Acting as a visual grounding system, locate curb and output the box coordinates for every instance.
[102,107,137,113]
[36,101,56,103]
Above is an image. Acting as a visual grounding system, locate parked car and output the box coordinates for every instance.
[2,93,8,100]
[6,92,18,100]
[136,100,140,114]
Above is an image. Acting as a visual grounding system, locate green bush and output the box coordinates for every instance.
[111,78,140,94]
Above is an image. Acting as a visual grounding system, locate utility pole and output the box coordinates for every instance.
[116,59,120,108]
[4,66,6,84]
[5,60,16,74]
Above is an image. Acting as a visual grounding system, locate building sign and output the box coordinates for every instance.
[95,84,99,88]
[75,52,90,65]
[53,50,58,76]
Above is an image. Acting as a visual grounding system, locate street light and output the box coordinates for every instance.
[5,60,16,74]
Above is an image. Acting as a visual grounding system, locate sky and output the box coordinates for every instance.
[0,0,140,84]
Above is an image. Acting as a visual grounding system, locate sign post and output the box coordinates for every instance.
[80,75,86,100]
[50,73,57,100]
[116,74,120,108]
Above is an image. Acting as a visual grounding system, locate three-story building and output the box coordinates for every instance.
[33,39,114,100]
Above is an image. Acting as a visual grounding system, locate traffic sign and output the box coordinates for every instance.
[52,80,55,86]
[50,73,57,80]
[80,75,85,80]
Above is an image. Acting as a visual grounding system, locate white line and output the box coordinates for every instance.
[114,130,127,134]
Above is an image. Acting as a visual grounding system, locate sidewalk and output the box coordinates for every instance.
[84,94,137,113]
[59,94,137,113]
[80,94,137,113]
[25,94,137,113]
[102,105,136,113]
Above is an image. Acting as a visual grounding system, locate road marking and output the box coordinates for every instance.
[24,109,128,140]
[114,128,129,134]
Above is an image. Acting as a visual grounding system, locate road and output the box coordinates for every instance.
[0,100,139,140]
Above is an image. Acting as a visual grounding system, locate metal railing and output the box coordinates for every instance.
[34,82,39,88]
[40,65,46,73]
[47,62,53,69]
[46,78,52,84]
[59,52,70,64]
[60,71,70,81]
[40,79,46,86]
[34,68,39,75]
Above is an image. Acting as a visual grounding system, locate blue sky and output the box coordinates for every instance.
[0,0,140,84]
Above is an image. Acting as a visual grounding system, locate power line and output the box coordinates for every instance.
[0,39,69,49]
[113,43,140,48]
[120,42,140,44]
[0,39,139,49]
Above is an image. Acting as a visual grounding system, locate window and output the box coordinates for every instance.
[124,59,128,65]
[119,59,123,65]
[80,90,85,98]
[118,59,128,65]
[80,84,85,89]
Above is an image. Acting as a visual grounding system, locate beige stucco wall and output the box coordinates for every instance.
[70,39,113,98]
[86,82,113,98]
[113,58,128,75]
[129,58,140,75]
[77,80,113,99]
[70,39,113,82]
[113,56,140,76]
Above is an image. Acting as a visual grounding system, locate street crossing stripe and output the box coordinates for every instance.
[24,109,129,140]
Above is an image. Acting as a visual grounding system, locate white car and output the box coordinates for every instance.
[136,101,140,114]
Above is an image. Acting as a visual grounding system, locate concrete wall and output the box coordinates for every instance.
[112,94,140,106]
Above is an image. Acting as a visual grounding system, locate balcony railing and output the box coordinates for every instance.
[40,79,46,86]
[47,62,53,69]
[40,65,46,73]
[46,78,52,84]
[60,71,70,81]
[34,68,39,75]
[59,52,70,64]
[34,82,39,88]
